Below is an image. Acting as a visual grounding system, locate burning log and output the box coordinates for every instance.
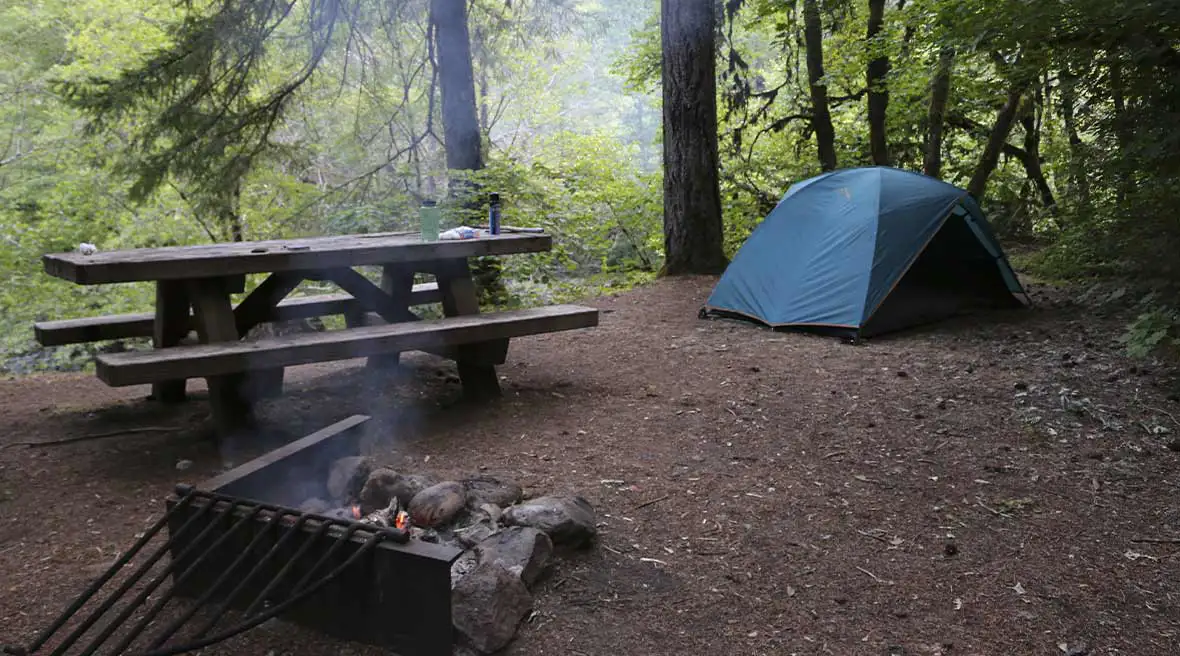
[352,499,412,542]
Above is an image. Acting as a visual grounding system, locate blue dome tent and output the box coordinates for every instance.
[702,166,1030,337]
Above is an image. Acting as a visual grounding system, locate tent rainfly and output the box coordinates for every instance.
[702,166,1030,337]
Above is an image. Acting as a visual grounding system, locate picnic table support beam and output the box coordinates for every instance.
[366,263,418,370]
[434,258,506,400]
[151,281,190,403]
[232,272,306,399]
[188,277,254,435]
[320,267,421,324]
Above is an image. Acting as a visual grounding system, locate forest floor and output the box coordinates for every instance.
[2,275,1179,656]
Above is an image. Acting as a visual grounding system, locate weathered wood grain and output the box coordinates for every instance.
[43,233,550,285]
[188,277,254,433]
[34,284,443,346]
[434,258,504,400]
[152,280,190,403]
[95,305,599,387]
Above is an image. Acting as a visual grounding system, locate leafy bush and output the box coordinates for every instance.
[1121,303,1180,359]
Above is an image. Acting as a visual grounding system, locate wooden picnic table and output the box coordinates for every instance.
[40,231,597,435]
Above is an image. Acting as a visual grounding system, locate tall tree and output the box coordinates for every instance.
[1058,67,1090,206]
[923,46,954,178]
[1108,53,1134,203]
[659,0,727,275]
[966,84,1024,199]
[866,0,891,165]
[801,0,837,171]
[432,0,482,172]
[433,0,507,303]
[1018,89,1055,210]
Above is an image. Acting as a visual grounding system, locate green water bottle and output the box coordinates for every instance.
[419,199,440,241]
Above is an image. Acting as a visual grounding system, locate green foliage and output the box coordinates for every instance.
[6,0,1180,370]
[1121,300,1180,360]
[458,129,663,282]
[0,0,660,370]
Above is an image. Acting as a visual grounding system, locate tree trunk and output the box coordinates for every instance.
[1018,96,1056,211]
[866,0,890,166]
[923,46,954,178]
[432,0,506,303]
[660,0,728,275]
[1058,68,1090,205]
[896,0,916,60]
[802,0,837,171]
[966,85,1024,200]
[479,70,490,132]
[1109,54,1133,203]
[431,0,482,172]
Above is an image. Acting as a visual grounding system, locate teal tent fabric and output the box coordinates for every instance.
[704,166,1029,336]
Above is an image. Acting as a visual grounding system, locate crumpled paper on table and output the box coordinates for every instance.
[439,227,485,240]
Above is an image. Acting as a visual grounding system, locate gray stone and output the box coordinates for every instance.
[451,561,532,654]
[463,475,523,508]
[475,526,552,587]
[451,549,479,588]
[451,504,501,548]
[326,456,374,502]
[479,503,502,524]
[390,472,438,507]
[454,519,499,548]
[358,468,399,514]
[501,495,597,547]
[409,481,467,528]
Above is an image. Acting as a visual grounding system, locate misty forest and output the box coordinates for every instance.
[2,0,1178,368]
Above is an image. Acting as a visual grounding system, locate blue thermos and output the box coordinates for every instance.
[488,192,501,235]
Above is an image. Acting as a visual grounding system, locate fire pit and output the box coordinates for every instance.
[162,415,462,655]
[3,414,597,656]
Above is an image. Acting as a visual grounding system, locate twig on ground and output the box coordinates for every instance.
[823,450,847,459]
[855,566,888,584]
[1130,537,1180,544]
[1,426,181,449]
[602,545,623,555]
[633,495,671,510]
[639,557,668,565]
[856,529,891,545]
[976,499,1013,518]
[1145,405,1180,427]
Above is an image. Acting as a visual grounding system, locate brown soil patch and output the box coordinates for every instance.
[2,276,1179,655]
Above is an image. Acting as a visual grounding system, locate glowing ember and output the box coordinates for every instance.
[351,505,361,519]
[394,511,410,530]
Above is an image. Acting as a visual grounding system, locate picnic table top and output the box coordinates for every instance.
[42,231,551,285]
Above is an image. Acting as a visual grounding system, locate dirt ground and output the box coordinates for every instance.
[2,275,1179,656]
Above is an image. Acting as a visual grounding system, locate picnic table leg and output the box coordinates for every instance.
[434,258,507,400]
[151,280,190,403]
[188,277,254,435]
[366,263,417,370]
[232,271,306,400]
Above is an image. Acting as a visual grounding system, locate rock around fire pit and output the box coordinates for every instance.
[310,456,598,654]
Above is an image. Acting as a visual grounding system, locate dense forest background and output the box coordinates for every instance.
[2,0,1178,371]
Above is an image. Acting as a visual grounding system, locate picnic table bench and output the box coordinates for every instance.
[39,231,598,435]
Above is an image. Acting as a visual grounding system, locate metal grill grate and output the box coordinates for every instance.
[1,485,445,656]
